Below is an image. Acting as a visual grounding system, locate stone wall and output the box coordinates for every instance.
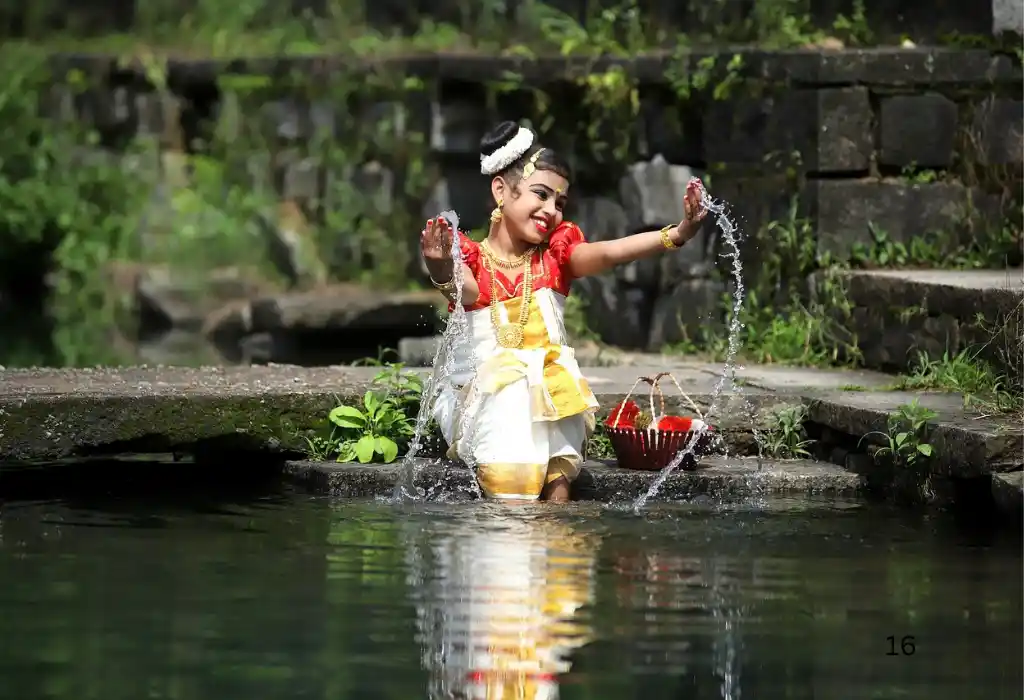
[2,0,1008,44]
[34,48,1024,354]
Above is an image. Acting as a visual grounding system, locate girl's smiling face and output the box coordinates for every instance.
[492,169,569,247]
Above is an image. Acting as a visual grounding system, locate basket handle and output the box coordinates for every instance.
[652,372,706,422]
[608,376,647,428]
[608,372,706,428]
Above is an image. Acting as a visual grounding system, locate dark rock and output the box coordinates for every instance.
[202,285,442,365]
[879,93,958,168]
[991,471,1023,519]
[430,94,489,157]
[637,85,703,163]
[814,48,1021,87]
[398,335,441,366]
[971,98,1024,166]
[135,330,223,367]
[573,275,652,349]
[849,306,960,369]
[421,162,491,233]
[647,277,727,351]
[812,180,995,260]
[238,332,286,365]
[256,200,328,287]
[247,285,441,333]
[133,265,274,337]
[699,85,869,171]
[620,157,699,229]
[702,91,816,166]
[574,196,630,243]
[815,87,872,172]
[574,195,661,291]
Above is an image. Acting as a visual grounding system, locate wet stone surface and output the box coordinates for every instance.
[991,471,1024,519]
[281,456,865,502]
[804,390,1024,478]
[0,363,887,462]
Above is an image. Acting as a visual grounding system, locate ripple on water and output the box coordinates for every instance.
[0,493,1020,699]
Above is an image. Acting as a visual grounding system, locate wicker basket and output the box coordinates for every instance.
[605,372,713,472]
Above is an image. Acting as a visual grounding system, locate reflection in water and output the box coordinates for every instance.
[611,549,750,698]
[405,511,597,699]
[1,491,1021,699]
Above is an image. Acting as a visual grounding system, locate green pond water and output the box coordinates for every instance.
[0,477,1021,699]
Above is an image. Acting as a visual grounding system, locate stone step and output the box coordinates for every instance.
[832,268,1023,377]
[804,389,1023,479]
[1,363,1018,478]
[991,472,1024,519]
[282,456,862,503]
[0,362,892,462]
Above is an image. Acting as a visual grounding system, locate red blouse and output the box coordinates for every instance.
[448,222,587,312]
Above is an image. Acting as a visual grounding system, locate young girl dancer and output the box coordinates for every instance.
[421,121,707,502]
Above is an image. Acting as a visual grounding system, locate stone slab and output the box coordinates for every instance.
[813,181,997,260]
[0,363,800,462]
[49,49,1024,92]
[831,268,1024,376]
[878,93,958,168]
[281,456,864,502]
[804,390,1023,478]
[991,471,1023,519]
[0,364,1016,479]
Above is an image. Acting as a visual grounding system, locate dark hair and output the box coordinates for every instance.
[479,121,572,187]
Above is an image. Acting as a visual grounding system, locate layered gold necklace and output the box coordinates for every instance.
[480,240,537,349]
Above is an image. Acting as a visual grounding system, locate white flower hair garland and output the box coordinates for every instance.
[480,126,534,175]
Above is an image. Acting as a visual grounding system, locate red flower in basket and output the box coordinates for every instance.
[604,373,714,472]
[605,400,641,429]
[657,415,693,432]
[656,415,713,433]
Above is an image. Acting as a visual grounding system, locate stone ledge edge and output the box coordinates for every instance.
[281,456,865,502]
[37,47,1023,88]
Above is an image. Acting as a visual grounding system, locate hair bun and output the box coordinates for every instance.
[479,121,520,158]
[479,122,535,175]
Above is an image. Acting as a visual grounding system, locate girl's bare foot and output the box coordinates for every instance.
[541,477,571,503]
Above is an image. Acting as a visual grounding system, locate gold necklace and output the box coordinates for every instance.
[481,246,535,349]
[481,239,535,269]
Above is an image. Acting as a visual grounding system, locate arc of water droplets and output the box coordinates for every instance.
[631,189,765,512]
[393,210,482,502]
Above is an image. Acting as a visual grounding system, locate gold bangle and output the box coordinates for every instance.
[660,224,680,250]
[430,275,457,295]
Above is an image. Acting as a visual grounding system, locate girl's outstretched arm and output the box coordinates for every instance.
[421,218,481,306]
[567,178,708,279]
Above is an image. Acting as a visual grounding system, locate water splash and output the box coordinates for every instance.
[631,188,764,512]
[393,210,481,501]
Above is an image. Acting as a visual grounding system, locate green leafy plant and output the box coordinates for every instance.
[761,405,814,458]
[327,390,413,464]
[585,425,615,460]
[370,361,424,414]
[891,349,1020,416]
[859,399,937,469]
[304,357,430,463]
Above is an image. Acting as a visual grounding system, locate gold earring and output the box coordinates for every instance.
[490,198,503,223]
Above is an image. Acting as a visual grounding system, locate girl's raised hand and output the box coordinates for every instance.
[681,177,709,238]
[684,178,708,224]
[420,217,454,262]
